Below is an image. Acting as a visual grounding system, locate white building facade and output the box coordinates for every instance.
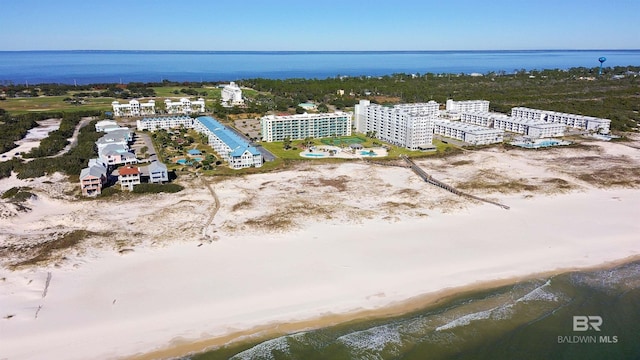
[260,112,352,142]
[493,117,565,138]
[165,98,206,115]
[136,116,194,131]
[354,100,438,150]
[221,82,244,105]
[445,99,490,113]
[433,121,504,145]
[460,112,510,128]
[511,107,611,133]
[112,100,156,117]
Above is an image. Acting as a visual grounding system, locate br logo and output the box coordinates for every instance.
[573,316,602,331]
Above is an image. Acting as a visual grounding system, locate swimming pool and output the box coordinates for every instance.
[176,159,189,165]
[360,150,377,156]
[302,153,327,158]
[511,139,571,149]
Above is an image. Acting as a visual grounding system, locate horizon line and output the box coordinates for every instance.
[1,49,639,53]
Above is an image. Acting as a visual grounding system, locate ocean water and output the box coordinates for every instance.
[1,50,640,85]
[190,261,640,360]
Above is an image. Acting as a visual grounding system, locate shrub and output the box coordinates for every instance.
[131,183,184,194]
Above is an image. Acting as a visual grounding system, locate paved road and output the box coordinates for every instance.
[131,131,159,164]
[225,123,277,162]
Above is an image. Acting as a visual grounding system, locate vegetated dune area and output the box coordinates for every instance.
[1,135,640,360]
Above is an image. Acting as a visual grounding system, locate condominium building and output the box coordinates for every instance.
[221,82,244,105]
[112,100,156,117]
[165,98,206,115]
[445,99,490,113]
[136,116,194,131]
[354,100,438,150]
[260,112,352,142]
[460,112,510,128]
[511,107,611,133]
[194,116,262,169]
[493,117,565,138]
[433,121,504,145]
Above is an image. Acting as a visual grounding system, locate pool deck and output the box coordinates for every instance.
[299,146,388,159]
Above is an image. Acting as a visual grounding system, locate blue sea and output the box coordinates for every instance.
[190,261,640,360]
[0,50,639,85]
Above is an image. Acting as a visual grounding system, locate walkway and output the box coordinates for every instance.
[201,176,221,239]
[52,116,94,157]
[400,155,510,210]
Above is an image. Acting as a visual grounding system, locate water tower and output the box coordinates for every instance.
[598,57,607,76]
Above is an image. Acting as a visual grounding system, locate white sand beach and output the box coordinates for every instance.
[1,137,639,360]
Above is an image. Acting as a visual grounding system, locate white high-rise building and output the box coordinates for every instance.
[165,98,206,115]
[221,82,244,105]
[446,99,490,113]
[112,99,156,117]
[261,112,352,142]
[354,100,438,150]
[511,107,611,133]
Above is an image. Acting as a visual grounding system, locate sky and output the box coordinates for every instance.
[1,0,639,51]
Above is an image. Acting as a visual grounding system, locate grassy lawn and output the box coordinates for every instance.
[1,96,115,114]
[151,86,221,99]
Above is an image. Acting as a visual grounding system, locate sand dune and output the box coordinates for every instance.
[1,138,639,360]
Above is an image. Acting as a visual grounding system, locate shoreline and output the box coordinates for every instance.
[129,254,640,360]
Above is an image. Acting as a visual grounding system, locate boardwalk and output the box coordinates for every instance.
[400,155,510,210]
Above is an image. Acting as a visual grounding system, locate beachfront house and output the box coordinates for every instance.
[79,165,107,197]
[147,162,169,183]
[118,166,141,191]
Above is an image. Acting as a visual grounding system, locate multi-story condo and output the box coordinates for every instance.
[136,116,194,131]
[165,98,206,115]
[433,120,504,145]
[445,99,490,113]
[194,116,263,169]
[354,100,438,150]
[511,107,611,133]
[460,112,511,128]
[221,82,244,105]
[112,100,156,117]
[493,117,565,138]
[260,112,352,142]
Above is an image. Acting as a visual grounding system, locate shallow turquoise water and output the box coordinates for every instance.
[190,261,640,360]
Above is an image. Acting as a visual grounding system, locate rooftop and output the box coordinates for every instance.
[119,166,140,176]
[196,116,261,157]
